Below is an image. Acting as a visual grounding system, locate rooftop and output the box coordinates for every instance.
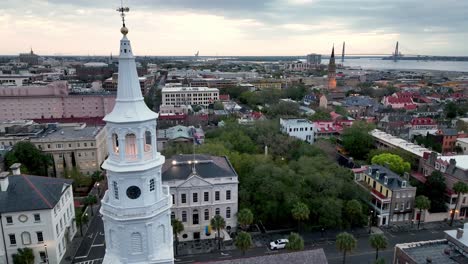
[162,154,237,181]
[439,155,468,170]
[366,165,414,190]
[161,86,219,92]
[371,129,432,158]
[207,249,328,264]
[397,239,466,264]
[32,124,104,142]
[0,175,72,213]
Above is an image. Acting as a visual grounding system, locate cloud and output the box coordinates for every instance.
[1,0,467,55]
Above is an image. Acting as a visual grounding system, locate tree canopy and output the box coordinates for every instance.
[4,141,52,176]
[417,171,447,213]
[237,208,254,230]
[286,232,304,251]
[341,121,375,160]
[371,153,410,175]
[369,234,388,260]
[234,231,252,255]
[13,248,34,264]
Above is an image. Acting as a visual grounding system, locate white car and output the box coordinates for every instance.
[269,239,289,250]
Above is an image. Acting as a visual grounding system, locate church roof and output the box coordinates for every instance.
[0,175,72,213]
[162,154,237,181]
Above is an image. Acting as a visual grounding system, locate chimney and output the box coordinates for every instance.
[0,172,9,192]
[457,228,464,239]
[10,163,21,175]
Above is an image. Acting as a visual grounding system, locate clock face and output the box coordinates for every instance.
[126,186,141,199]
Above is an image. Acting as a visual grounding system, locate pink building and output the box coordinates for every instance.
[0,81,116,121]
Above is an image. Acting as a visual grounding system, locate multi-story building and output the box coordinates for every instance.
[456,138,468,154]
[427,129,467,154]
[280,118,316,144]
[354,165,416,226]
[163,154,238,241]
[0,164,76,264]
[408,117,438,139]
[31,123,107,177]
[103,73,155,96]
[0,81,116,121]
[393,224,468,264]
[306,53,322,65]
[161,87,219,106]
[249,79,282,90]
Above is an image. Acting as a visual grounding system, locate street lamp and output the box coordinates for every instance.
[96,182,101,198]
[44,244,49,264]
[368,210,374,234]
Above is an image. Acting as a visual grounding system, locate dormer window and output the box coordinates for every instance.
[401,180,407,188]
[384,176,388,185]
[368,167,372,175]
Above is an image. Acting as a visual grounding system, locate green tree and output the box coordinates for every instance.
[371,153,410,175]
[291,202,310,232]
[91,171,104,182]
[336,232,357,264]
[75,211,89,236]
[369,234,388,260]
[309,109,332,121]
[211,215,226,251]
[345,199,363,228]
[234,231,252,256]
[422,171,447,213]
[12,248,34,264]
[237,208,254,230]
[286,232,304,251]
[341,121,375,160]
[414,195,431,229]
[445,102,458,119]
[450,182,468,226]
[84,195,98,216]
[171,219,184,256]
[4,141,52,176]
[214,101,225,110]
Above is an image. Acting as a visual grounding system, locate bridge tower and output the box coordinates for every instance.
[393,41,399,62]
[341,42,345,63]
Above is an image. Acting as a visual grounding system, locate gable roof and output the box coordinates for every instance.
[0,175,73,213]
[162,154,238,181]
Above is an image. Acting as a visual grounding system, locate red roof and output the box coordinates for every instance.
[411,117,436,126]
[159,114,187,120]
[404,104,417,110]
[387,96,414,104]
[34,117,106,125]
[219,94,230,101]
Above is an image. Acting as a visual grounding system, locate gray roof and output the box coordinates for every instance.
[399,240,468,264]
[32,126,103,142]
[0,175,73,213]
[367,165,414,191]
[441,128,458,136]
[207,249,328,264]
[162,154,237,181]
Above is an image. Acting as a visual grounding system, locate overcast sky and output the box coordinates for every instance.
[2,0,467,56]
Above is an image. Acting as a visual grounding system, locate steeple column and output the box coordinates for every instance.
[137,135,144,160]
[118,135,126,161]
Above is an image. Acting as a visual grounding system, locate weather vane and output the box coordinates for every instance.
[116,1,130,27]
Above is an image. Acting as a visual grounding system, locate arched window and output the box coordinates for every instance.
[113,181,119,200]
[149,179,155,192]
[125,134,138,159]
[130,232,142,253]
[157,224,166,243]
[226,207,231,219]
[144,131,152,152]
[112,133,119,153]
[215,208,220,215]
[21,232,31,245]
[192,209,199,225]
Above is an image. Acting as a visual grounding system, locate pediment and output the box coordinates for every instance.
[178,175,212,188]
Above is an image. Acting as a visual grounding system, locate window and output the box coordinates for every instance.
[204,209,209,221]
[34,214,41,222]
[215,191,220,201]
[37,232,44,243]
[171,212,175,220]
[226,190,231,200]
[182,211,187,222]
[394,203,398,210]
[172,194,175,205]
[181,194,187,203]
[215,208,220,215]
[9,234,16,246]
[226,207,231,219]
[6,216,12,224]
[193,193,198,203]
[39,252,46,262]
[113,181,119,199]
[21,232,31,245]
[204,192,209,202]
[193,210,199,225]
[149,179,155,192]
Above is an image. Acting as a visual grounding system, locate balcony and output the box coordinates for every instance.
[355,180,391,202]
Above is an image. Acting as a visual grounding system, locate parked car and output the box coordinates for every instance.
[269,239,289,250]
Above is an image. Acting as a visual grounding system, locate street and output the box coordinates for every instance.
[72,209,106,264]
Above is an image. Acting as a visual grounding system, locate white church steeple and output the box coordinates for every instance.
[100,6,174,264]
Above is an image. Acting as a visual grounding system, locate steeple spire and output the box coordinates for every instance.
[331,44,335,58]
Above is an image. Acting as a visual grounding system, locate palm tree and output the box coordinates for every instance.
[451,182,468,226]
[237,208,254,230]
[13,247,34,264]
[336,232,357,264]
[171,219,184,256]
[211,215,226,251]
[369,234,388,260]
[286,232,304,251]
[414,195,431,229]
[291,202,310,233]
[84,195,98,216]
[234,231,252,256]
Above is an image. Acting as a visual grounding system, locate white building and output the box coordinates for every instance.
[99,22,174,263]
[163,154,238,242]
[456,138,468,155]
[161,87,219,106]
[0,164,76,264]
[280,118,316,144]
